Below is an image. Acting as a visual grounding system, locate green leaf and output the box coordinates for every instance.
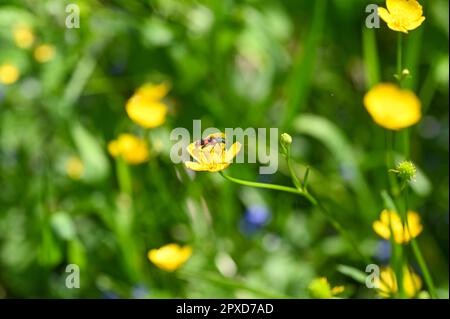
[71,123,110,182]
[281,0,327,127]
[337,264,367,284]
[51,212,76,241]
[68,239,87,270]
[293,114,377,220]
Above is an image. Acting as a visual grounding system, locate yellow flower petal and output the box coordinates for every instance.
[147,243,192,272]
[13,25,35,49]
[404,210,423,240]
[403,266,422,298]
[34,44,56,63]
[184,133,240,172]
[377,267,398,297]
[65,156,84,180]
[187,142,202,163]
[331,286,345,295]
[108,134,149,165]
[386,0,424,21]
[364,83,421,130]
[225,142,242,163]
[185,161,208,171]
[378,7,394,25]
[0,63,20,85]
[405,16,426,31]
[373,209,423,244]
[387,22,409,33]
[379,0,425,33]
[377,266,422,298]
[136,82,169,100]
[206,163,230,172]
[126,95,168,128]
[373,220,391,240]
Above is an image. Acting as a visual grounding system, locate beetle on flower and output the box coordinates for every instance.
[184,133,242,172]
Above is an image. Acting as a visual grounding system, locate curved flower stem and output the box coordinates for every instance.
[285,149,303,190]
[219,171,370,264]
[219,171,305,196]
[404,188,438,299]
[411,239,437,299]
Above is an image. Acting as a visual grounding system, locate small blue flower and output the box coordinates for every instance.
[101,291,120,299]
[239,205,271,235]
[375,240,391,262]
[245,205,270,227]
[132,284,149,299]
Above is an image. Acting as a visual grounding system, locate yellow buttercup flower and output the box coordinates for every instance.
[147,243,192,272]
[373,209,423,244]
[126,83,169,128]
[136,82,169,100]
[108,134,149,165]
[376,266,422,298]
[378,0,425,33]
[364,83,421,130]
[0,63,20,85]
[184,133,242,172]
[13,25,35,49]
[34,44,56,63]
[308,277,345,299]
[65,156,84,180]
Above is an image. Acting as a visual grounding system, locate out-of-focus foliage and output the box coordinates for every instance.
[0,0,448,298]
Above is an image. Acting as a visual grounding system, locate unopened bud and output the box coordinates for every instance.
[390,160,417,183]
[280,133,293,155]
[281,133,292,147]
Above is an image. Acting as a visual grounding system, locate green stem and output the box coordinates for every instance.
[397,33,403,85]
[403,189,437,299]
[385,131,405,297]
[286,150,303,190]
[116,157,132,195]
[386,131,399,196]
[219,171,370,264]
[411,239,438,299]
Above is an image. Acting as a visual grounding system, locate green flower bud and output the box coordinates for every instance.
[280,133,292,156]
[281,133,292,147]
[308,277,332,299]
[390,160,417,183]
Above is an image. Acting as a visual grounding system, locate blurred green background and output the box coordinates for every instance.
[0,0,448,298]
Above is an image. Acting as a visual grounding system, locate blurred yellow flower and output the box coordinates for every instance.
[378,0,425,33]
[136,82,169,100]
[13,25,35,48]
[126,83,169,128]
[34,44,56,63]
[185,133,242,172]
[65,156,84,180]
[147,243,192,272]
[108,134,149,165]
[364,83,421,130]
[0,63,20,85]
[373,209,423,244]
[376,266,422,298]
[308,277,345,299]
